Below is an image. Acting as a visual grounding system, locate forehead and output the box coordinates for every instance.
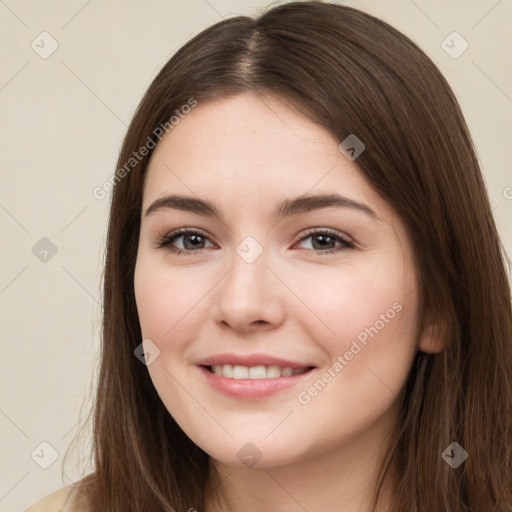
[143,93,378,209]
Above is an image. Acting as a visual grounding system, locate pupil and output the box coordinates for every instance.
[184,235,203,250]
[312,235,333,250]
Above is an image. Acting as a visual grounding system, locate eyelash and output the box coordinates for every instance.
[155,227,354,256]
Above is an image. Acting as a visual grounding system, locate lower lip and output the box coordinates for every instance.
[199,365,315,399]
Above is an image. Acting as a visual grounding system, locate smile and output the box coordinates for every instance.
[199,365,316,399]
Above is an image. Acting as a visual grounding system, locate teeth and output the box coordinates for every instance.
[232,365,248,379]
[211,364,310,379]
[266,365,282,378]
[249,365,266,379]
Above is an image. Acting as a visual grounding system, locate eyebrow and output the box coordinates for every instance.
[144,193,379,221]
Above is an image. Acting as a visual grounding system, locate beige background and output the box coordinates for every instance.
[0,0,510,510]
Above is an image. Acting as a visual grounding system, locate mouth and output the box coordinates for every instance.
[198,364,317,399]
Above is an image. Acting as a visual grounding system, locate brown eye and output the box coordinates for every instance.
[157,229,215,253]
[295,229,354,254]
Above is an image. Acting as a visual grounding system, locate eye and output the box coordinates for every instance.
[294,228,354,255]
[155,228,215,253]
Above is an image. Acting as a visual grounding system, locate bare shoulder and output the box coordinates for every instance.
[25,484,84,512]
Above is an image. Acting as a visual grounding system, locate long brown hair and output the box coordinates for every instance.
[66,1,512,510]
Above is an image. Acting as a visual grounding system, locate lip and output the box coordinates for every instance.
[197,353,315,369]
[198,364,316,399]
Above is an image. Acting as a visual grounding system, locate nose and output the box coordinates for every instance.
[212,247,286,333]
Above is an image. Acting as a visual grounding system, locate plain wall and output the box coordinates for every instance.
[0,0,510,510]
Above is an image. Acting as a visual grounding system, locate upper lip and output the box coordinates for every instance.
[197,353,315,369]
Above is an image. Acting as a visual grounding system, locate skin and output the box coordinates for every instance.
[134,93,439,512]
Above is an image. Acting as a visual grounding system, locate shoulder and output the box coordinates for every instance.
[25,484,82,512]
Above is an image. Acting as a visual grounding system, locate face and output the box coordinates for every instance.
[134,93,434,470]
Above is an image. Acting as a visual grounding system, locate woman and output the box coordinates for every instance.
[26,1,512,511]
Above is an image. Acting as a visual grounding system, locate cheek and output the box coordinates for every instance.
[133,261,206,419]
[294,259,420,393]
[293,287,418,441]
[295,263,415,347]
[134,268,171,340]
[134,260,207,343]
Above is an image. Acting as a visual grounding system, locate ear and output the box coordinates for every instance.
[417,311,445,354]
